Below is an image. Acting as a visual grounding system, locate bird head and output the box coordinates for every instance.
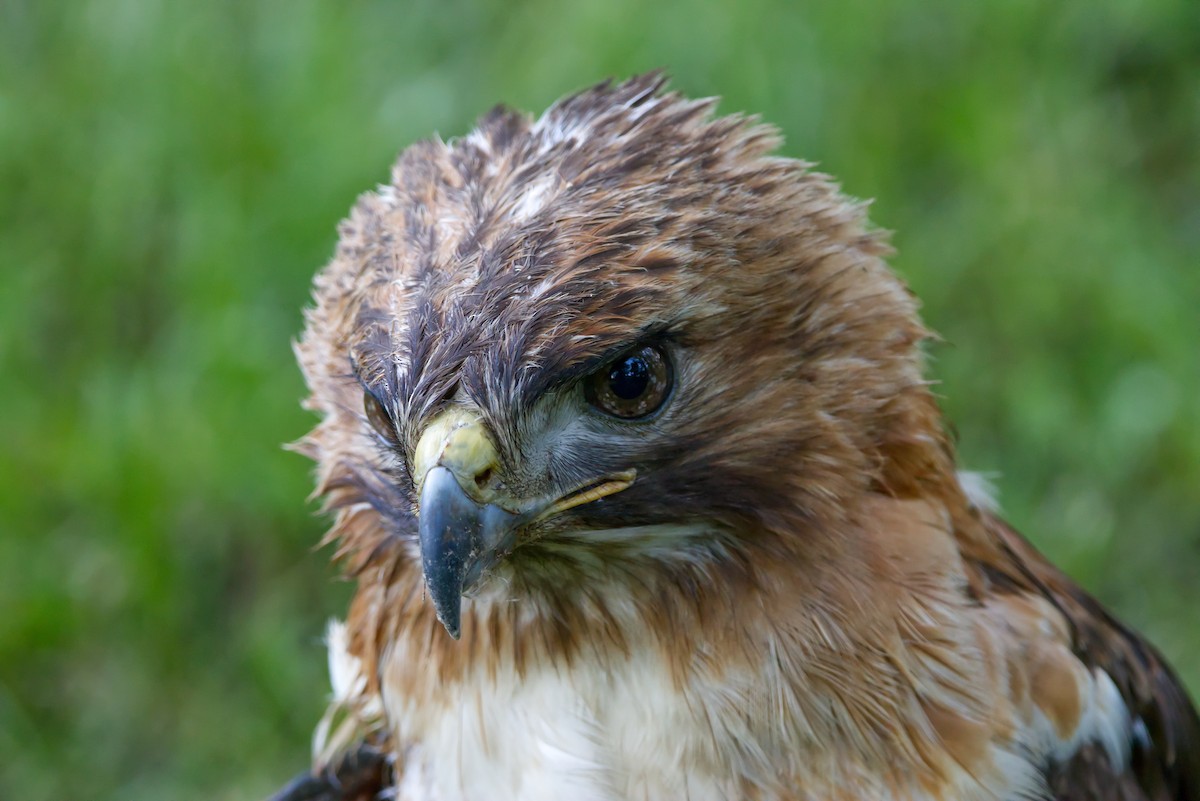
[296,74,955,643]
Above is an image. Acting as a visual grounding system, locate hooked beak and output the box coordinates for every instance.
[412,407,517,639]
[417,466,518,639]
[412,406,636,639]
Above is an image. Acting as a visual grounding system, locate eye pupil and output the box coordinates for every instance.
[609,356,650,400]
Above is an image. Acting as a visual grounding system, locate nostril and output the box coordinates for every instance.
[475,467,494,489]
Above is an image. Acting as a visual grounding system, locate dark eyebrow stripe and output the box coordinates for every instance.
[524,323,674,402]
[348,354,398,411]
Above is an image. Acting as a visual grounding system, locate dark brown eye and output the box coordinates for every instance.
[363,391,400,445]
[585,345,672,419]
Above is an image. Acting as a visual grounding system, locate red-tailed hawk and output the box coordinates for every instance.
[281,74,1199,801]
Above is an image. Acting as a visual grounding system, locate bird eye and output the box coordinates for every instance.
[363,391,400,445]
[585,345,672,419]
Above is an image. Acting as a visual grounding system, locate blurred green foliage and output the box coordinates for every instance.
[1,0,1198,798]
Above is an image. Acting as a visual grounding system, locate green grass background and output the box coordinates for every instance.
[2,1,1198,798]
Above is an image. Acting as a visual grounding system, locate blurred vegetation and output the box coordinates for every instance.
[1,0,1198,798]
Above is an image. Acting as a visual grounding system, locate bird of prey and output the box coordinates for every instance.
[284,74,1199,801]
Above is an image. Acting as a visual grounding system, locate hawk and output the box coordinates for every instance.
[282,74,1199,801]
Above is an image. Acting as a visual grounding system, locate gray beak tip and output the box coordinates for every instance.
[427,576,464,640]
[427,574,463,639]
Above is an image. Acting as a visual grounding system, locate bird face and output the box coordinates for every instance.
[353,295,737,639]
[300,76,935,641]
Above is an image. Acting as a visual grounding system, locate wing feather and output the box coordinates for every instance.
[982,514,1200,801]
